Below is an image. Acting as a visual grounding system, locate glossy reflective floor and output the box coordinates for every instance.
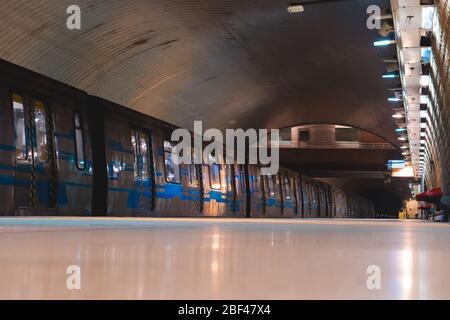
[0,217,449,299]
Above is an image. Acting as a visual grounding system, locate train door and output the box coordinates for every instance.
[291,177,299,216]
[226,164,237,215]
[260,174,267,216]
[247,165,262,217]
[130,128,155,214]
[12,93,56,212]
[264,174,281,217]
[282,175,293,216]
[277,174,284,216]
[238,165,248,217]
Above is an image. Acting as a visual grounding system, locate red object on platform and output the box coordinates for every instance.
[416,187,443,201]
[427,187,443,197]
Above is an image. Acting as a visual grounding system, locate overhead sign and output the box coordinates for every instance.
[392,165,414,177]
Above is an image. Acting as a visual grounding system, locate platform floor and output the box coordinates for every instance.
[0,217,449,299]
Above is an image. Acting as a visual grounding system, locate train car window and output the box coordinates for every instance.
[164,140,181,183]
[275,174,281,195]
[33,101,49,162]
[267,175,275,197]
[210,164,221,190]
[139,132,150,180]
[291,178,297,198]
[239,165,245,192]
[298,129,310,142]
[74,113,85,170]
[335,126,358,142]
[12,94,27,160]
[248,168,255,192]
[189,165,199,187]
[311,184,317,204]
[233,166,240,193]
[131,131,138,179]
[226,165,236,192]
[284,177,291,200]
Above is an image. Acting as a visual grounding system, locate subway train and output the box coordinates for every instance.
[0,59,375,218]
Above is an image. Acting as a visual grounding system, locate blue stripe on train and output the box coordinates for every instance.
[0,144,15,151]
[108,181,230,209]
[0,174,92,206]
[54,131,75,140]
[107,140,133,154]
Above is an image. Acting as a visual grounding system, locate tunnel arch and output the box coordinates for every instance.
[276,122,400,151]
[0,0,398,148]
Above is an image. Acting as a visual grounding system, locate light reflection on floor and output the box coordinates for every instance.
[0,217,449,299]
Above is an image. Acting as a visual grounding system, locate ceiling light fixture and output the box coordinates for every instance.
[287,4,304,13]
[383,74,399,79]
[374,40,396,46]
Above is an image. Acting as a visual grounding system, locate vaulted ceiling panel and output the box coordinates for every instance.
[0,0,397,144]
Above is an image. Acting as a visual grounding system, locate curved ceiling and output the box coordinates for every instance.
[0,0,398,144]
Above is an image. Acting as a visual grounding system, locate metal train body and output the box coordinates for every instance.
[0,60,375,218]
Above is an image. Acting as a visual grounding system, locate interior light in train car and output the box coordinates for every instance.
[396,128,407,132]
[392,114,404,118]
[401,145,409,149]
[388,97,402,102]
[211,183,221,190]
[374,39,396,46]
[398,137,407,141]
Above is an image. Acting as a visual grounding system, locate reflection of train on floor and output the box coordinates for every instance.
[0,60,375,218]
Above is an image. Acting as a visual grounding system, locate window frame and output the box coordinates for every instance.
[32,100,50,163]
[298,129,310,142]
[284,176,291,200]
[163,140,181,184]
[209,163,222,190]
[12,93,28,161]
[73,112,86,170]
[267,175,275,198]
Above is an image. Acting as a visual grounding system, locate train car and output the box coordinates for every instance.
[96,97,206,217]
[0,60,93,216]
[0,59,376,219]
[260,173,284,217]
[202,163,232,217]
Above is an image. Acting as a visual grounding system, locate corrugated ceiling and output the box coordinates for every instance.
[0,0,398,145]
